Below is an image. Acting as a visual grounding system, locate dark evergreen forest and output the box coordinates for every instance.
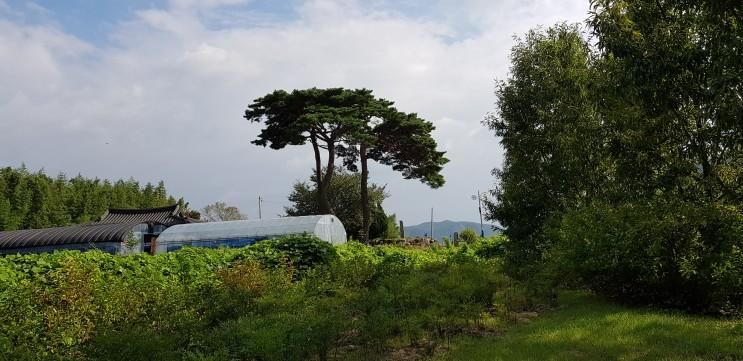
[0,166,181,231]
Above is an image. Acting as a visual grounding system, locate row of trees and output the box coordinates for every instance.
[487,0,743,313]
[0,166,183,231]
[245,88,448,243]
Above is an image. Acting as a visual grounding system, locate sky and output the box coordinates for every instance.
[0,0,589,225]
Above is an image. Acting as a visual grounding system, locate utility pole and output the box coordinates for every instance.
[477,190,484,238]
[473,191,485,237]
[430,208,434,241]
[258,195,262,220]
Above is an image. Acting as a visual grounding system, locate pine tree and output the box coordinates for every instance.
[0,176,11,231]
[0,166,183,230]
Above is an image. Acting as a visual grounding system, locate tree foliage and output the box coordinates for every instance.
[285,170,389,240]
[356,109,449,242]
[0,166,180,231]
[370,111,448,188]
[245,88,381,214]
[247,87,448,243]
[484,24,603,267]
[201,202,246,222]
[589,0,743,203]
[383,213,401,239]
[487,1,743,312]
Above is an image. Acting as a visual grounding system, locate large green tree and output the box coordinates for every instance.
[340,107,449,243]
[590,0,743,203]
[285,170,389,240]
[484,24,604,267]
[488,1,743,311]
[364,111,448,242]
[247,88,448,243]
[245,88,376,214]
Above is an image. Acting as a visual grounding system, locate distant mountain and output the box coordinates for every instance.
[404,220,502,241]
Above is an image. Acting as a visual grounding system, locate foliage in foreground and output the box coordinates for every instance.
[0,236,528,360]
[554,201,743,315]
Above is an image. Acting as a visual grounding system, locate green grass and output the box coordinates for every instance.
[438,292,743,361]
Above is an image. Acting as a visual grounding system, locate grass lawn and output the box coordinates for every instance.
[438,292,743,361]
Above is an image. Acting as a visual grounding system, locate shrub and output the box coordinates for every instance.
[202,259,293,324]
[472,235,509,259]
[246,234,338,274]
[85,327,181,361]
[458,228,480,243]
[554,200,743,315]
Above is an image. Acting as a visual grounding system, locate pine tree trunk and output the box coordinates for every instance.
[360,143,370,244]
[321,140,336,213]
[311,134,332,214]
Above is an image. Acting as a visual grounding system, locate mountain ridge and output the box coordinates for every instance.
[404,220,501,241]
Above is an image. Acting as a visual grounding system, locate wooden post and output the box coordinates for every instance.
[150,236,157,255]
[430,208,434,241]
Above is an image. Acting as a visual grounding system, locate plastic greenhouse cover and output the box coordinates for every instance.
[156,215,347,246]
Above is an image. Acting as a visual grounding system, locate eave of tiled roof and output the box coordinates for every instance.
[98,204,184,226]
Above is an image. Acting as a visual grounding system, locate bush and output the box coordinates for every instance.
[0,236,535,360]
[246,234,338,274]
[472,235,509,259]
[86,327,181,361]
[458,228,480,243]
[553,200,743,315]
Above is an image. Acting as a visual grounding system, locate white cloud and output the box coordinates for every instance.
[0,0,588,224]
[169,0,251,11]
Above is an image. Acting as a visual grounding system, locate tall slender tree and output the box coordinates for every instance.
[329,94,448,243]
[360,110,448,242]
[483,24,603,267]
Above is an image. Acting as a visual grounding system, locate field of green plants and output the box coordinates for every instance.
[0,235,543,361]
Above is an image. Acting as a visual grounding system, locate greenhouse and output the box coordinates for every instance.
[0,205,193,255]
[155,215,346,253]
[0,222,163,255]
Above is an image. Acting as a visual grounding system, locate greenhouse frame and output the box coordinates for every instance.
[155,215,347,253]
[0,205,193,255]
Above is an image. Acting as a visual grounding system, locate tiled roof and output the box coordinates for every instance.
[98,204,188,226]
